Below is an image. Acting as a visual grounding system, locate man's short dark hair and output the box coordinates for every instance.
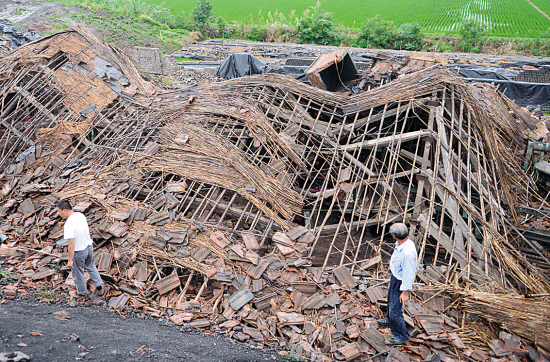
[390,223,408,240]
[56,199,72,210]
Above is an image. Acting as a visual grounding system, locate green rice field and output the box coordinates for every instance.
[145,0,550,37]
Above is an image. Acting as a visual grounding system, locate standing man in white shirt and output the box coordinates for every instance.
[378,222,418,345]
[56,199,105,299]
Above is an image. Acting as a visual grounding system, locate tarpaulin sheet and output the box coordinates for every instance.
[278,65,310,84]
[462,78,550,110]
[0,20,39,48]
[446,64,519,80]
[216,53,271,80]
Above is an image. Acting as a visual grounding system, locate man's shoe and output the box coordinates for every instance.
[97,285,109,297]
[385,336,407,345]
[377,318,390,326]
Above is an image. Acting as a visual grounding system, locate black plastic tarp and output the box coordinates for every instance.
[278,65,310,84]
[0,20,39,49]
[446,64,519,80]
[216,53,271,80]
[446,64,550,109]
[462,78,550,110]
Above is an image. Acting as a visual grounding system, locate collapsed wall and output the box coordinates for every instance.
[0,28,549,361]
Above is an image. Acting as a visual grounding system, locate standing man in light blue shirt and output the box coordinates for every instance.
[378,223,418,344]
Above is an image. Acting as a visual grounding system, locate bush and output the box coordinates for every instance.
[355,15,396,49]
[395,23,423,50]
[150,3,175,25]
[297,2,342,46]
[165,12,190,29]
[216,17,232,38]
[125,0,150,17]
[190,0,215,33]
[245,26,266,42]
[459,19,486,52]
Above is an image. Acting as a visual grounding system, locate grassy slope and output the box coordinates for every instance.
[145,0,550,37]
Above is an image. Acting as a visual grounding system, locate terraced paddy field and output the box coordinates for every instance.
[146,0,550,37]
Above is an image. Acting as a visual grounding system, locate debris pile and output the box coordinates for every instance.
[1,28,550,361]
[173,69,219,86]
[0,19,39,56]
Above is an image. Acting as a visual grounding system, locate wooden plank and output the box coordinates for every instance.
[341,130,432,152]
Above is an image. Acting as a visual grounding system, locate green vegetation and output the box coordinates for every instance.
[353,16,423,50]
[458,19,487,53]
[175,57,201,62]
[277,353,299,361]
[42,22,70,36]
[66,11,187,53]
[10,8,27,16]
[141,0,550,38]
[297,2,341,46]
[43,0,190,53]
[33,288,60,300]
[244,26,266,42]
[0,268,12,278]
[189,0,215,33]
[41,0,550,56]
[530,0,550,19]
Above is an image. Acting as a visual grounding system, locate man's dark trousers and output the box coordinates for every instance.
[387,274,408,340]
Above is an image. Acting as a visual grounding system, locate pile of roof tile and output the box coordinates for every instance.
[1,27,550,361]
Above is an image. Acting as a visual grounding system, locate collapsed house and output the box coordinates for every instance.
[1,28,549,361]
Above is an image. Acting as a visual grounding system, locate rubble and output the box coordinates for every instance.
[0,27,550,361]
[172,69,219,87]
[0,20,39,54]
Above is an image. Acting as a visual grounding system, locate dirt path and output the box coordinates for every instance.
[525,0,550,21]
[0,298,276,362]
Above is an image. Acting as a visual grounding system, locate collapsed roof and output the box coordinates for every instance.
[1,28,549,355]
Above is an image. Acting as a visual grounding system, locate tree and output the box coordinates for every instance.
[395,23,423,50]
[459,19,486,53]
[355,16,396,49]
[297,2,342,46]
[190,0,214,33]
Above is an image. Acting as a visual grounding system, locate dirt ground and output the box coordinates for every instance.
[0,297,278,362]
